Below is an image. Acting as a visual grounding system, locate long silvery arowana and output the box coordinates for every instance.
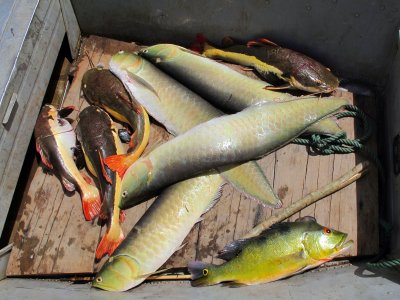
[92,173,225,291]
[34,105,101,221]
[109,52,280,208]
[117,96,348,209]
[139,43,342,136]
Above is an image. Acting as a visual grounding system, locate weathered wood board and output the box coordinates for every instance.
[6,36,378,277]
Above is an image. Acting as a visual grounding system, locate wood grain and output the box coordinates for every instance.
[7,36,379,276]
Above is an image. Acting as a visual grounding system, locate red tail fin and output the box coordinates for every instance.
[104,154,131,178]
[95,226,124,259]
[81,186,101,221]
[190,33,208,53]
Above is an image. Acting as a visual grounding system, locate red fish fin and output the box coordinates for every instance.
[98,151,113,184]
[58,106,76,118]
[95,226,124,259]
[221,36,235,47]
[36,142,53,170]
[119,210,126,223]
[258,38,279,46]
[81,171,94,185]
[263,85,291,90]
[81,186,101,221]
[104,154,130,178]
[246,40,264,48]
[190,33,209,53]
[61,177,76,192]
[240,66,254,72]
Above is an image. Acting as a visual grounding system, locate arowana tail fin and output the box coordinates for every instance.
[81,184,101,221]
[95,224,124,259]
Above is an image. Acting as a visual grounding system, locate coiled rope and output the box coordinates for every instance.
[292,105,383,175]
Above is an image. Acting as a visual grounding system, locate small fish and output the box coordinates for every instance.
[118,96,348,209]
[188,217,353,287]
[34,105,101,221]
[76,106,125,259]
[195,34,339,93]
[92,173,225,291]
[81,68,150,177]
[139,44,343,136]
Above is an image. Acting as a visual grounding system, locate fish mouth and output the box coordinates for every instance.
[331,235,354,258]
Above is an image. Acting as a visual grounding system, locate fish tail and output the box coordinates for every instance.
[188,261,219,287]
[104,154,133,178]
[81,184,101,221]
[95,223,125,260]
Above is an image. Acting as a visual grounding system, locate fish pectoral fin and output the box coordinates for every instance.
[58,106,75,118]
[36,142,53,170]
[202,182,226,215]
[220,281,248,288]
[246,40,264,48]
[98,151,113,184]
[258,38,279,47]
[263,85,291,90]
[239,66,254,72]
[126,72,159,98]
[61,177,75,192]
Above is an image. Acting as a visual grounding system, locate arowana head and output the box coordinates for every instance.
[92,255,143,292]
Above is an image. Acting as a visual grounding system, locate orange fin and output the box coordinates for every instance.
[128,130,138,151]
[95,227,124,259]
[246,40,264,48]
[190,33,208,53]
[104,154,131,178]
[240,66,254,72]
[36,142,53,170]
[258,38,279,46]
[98,151,113,184]
[81,192,101,221]
[263,85,291,90]
[81,171,94,185]
[119,210,126,223]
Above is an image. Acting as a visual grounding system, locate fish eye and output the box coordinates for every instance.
[122,191,128,198]
[141,49,148,54]
[95,276,103,283]
[202,269,209,276]
[323,228,332,235]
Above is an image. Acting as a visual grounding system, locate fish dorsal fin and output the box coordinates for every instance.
[217,238,252,261]
[295,216,317,223]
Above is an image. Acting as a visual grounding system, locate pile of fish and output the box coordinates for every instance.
[34,36,354,291]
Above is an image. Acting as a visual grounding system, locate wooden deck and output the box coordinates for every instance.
[6,35,379,277]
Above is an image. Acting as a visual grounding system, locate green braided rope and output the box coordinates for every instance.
[292,105,383,174]
[366,259,400,268]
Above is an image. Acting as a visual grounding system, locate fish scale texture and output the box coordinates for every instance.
[120,97,347,206]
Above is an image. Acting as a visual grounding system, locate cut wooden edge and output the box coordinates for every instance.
[242,161,370,239]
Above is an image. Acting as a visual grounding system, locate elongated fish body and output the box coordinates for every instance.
[139,44,342,136]
[201,38,339,93]
[76,106,125,259]
[81,68,150,177]
[92,173,225,291]
[119,97,348,209]
[188,217,353,287]
[34,105,101,221]
[110,52,280,207]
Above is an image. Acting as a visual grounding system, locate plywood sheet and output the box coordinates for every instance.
[7,36,379,277]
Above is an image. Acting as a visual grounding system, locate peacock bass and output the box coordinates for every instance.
[189,217,353,287]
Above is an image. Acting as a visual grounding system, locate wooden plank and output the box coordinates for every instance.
[0,0,65,236]
[7,36,378,276]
